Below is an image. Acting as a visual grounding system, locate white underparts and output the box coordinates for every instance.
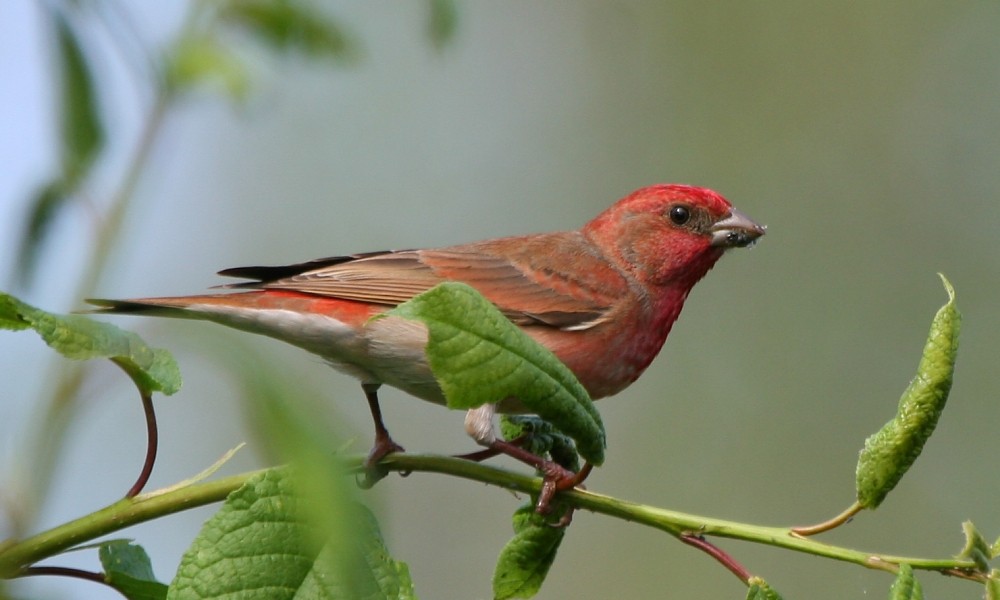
[187,304,498,446]
[464,404,497,446]
[187,303,443,403]
[187,303,377,378]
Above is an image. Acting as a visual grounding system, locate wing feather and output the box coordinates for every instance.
[220,233,629,330]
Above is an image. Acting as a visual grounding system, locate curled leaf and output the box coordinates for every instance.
[986,569,1000,600]
[958,521,991,573]
[855,275,960,509]
[888,564,923,600]
[501,415,580,472]
[385,282,605,464]
[745,576,783,600]
[0,291,180,396]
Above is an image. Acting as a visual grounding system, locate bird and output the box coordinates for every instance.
[89,184,764,506]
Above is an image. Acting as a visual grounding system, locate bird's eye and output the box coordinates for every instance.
[668,205,691,226]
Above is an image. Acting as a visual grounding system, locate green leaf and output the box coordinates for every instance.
[0,291,180,396]
[217,0,354,60]
[183,339,416,599]
[745,577,783,600]
[986,569,1000,600]
[164,35,251,100]
[957,521,991,573]
[167,468,415,600]
[855,275,960,509]
[99,540,168,600]
[427,0,458,49]
[500,415,580,472]
[344,505,416,600]
[19,8,106,287]
[167,468,316,600]
[15,180,65,287]
[888,564,923,600]
[51,8,105,186]
[385,282,606,465]
[492,504,566,600]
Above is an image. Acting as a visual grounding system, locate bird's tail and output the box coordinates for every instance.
[84,296,221,320]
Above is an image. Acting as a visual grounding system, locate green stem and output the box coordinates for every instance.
[377,455,981,576]
[0,469,264,577]
[19,91,171,532]
[0,455,981,582]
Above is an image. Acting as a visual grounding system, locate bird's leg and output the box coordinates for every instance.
[463,405,591,517]
[452,434,527,462]
[487,439,593,519]
[362,382,405,467]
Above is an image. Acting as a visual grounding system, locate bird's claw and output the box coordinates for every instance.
[356,437,406,489]
[534,461,593,526]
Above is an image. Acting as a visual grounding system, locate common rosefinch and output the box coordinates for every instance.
[90,184,764,501]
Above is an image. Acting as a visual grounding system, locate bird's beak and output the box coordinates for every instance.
[710,209,766,248]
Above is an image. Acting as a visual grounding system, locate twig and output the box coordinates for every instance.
[680,533,751,582]
[0,454,982,583]
[125,392,158,498]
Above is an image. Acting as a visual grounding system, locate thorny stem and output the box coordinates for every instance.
[0,455,985,585]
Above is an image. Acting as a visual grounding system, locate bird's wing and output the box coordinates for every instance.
[219,233,627,330]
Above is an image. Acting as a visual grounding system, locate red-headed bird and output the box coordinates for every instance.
[89,184,764,501]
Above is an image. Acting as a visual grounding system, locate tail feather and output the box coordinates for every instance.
[84,298,203,319]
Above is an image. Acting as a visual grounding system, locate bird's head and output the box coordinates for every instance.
[583,184,765,288]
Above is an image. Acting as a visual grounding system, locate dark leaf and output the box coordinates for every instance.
[218,0,354,61]
[51,7,105,186]
[492,504,565,600]
[99,540,168,600]
[15,180,66,287]
[427,0,458,49]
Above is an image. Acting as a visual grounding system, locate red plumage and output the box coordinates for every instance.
[90,184,764,496]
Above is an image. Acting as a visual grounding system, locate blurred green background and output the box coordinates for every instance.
[2,2,999,598]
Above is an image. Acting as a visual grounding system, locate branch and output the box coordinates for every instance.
[0,455,982,582]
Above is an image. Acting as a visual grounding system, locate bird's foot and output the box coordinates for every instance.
[536,461,592,525]
[481,438,592,522]
[357,436,406,489]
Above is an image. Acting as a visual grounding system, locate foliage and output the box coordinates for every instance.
[1,1,995,599]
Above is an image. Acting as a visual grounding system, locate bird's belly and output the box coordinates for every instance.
[188,302,447,403]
